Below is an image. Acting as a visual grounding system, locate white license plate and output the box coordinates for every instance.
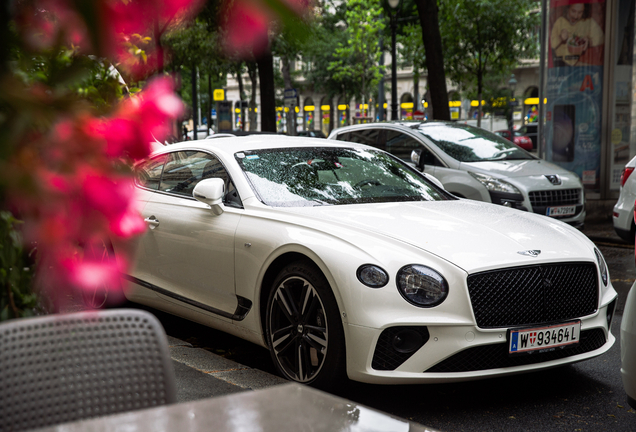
[546,205,576,216]
[509,321,581,355]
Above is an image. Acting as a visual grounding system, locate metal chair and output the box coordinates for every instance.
[0,309,176,432]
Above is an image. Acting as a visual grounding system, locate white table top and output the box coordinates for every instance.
[34,383,439,432]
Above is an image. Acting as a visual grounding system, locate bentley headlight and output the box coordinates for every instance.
[469,172,521,194]
[397,265,448,307]
[594,248,608,286]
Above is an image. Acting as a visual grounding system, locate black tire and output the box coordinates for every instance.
[265,260,346,390]
[614,220,636,244]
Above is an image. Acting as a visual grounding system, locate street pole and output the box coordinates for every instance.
[388,0,400,121]
[378,15,385,122]
[390,13,398,121]
[508,74,517,144]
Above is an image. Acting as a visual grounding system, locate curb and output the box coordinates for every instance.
[167,336,288,393]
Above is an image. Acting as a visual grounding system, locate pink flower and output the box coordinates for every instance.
[81,173,134,221]
[221,0,272,57]
[110,207,146,237]
[218,0,314,59]
[137,77,184,143]
[15,0,90,52]
[100,0,204,74]
[85,77,183,160]
[65,256,123,294]
[6,1,199,311]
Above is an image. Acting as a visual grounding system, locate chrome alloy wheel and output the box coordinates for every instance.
[268,275,329,383]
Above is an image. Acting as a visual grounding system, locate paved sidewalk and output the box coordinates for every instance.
[167,336,287,403]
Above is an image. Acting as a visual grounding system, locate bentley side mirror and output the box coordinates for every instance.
[193,178,225,215]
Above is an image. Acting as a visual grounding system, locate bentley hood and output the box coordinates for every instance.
[280,199,595,273]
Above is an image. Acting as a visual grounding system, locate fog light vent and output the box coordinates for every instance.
[371,326,430,371]
[607,298,617,329]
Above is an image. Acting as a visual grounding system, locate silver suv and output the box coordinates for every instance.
[328,121,586,227]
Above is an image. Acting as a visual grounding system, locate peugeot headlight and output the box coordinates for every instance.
[397,265,448,307]
[594,248,608,286]
[469,172,521,194]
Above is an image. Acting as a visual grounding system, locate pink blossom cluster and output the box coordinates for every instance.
[220,0,313,57]
[8,0,312,310]
[8,77,183,309]
[15,0,204,79]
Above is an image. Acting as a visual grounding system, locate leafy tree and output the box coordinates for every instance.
[0,212,39,320]
[439,0,539,126]
[329,0,385,116]
[0,0,195,315]
[301,3,350,99]
[397,23,426,112]
[163,20,222,135]
[272,19,309,134]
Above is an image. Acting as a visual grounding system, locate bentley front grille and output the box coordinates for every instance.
[467,263,598,329]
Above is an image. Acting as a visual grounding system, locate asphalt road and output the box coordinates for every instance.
[153,242,636,432]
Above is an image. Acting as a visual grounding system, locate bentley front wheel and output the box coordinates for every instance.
[265,260,346,389]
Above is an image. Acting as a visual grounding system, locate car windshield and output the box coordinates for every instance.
[235,147,450,207]
[416,123,534,162]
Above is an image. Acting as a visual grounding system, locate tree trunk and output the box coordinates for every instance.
[0,0,10,74]
[377,34,385,122]
[236,64,246,131]
[414,68,420,112]
[477,73,483,128]
[257,52,277,133]
[247,62,258,131]
[191,65,198,136]
[207,75,212,133]
[414,0,450,121]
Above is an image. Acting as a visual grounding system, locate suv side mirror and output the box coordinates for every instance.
[193,178,225,215]
[411,149,424,171]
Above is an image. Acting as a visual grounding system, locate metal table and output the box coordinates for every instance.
[33,383,439,432]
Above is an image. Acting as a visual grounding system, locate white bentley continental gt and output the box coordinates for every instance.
[117,135,617,388]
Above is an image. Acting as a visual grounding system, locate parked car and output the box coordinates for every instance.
[114,135,616,388]
[328,121,586,228]
[205,131,279,139]
[516,123,538,150]
[622,282,636,409]
[297,130,327,138]
[187,127,212,140]
[493,129,533,151]
[612,155,636,243]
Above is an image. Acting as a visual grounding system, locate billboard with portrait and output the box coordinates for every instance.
[545,0,605,191]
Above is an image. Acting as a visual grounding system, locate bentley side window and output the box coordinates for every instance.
[154,151,242,207]
[160,152,198,196]
[135,155,168,190]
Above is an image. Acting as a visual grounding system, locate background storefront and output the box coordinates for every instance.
[541,0,635,208]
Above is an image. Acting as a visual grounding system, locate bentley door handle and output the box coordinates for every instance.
[144,215,160,229]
